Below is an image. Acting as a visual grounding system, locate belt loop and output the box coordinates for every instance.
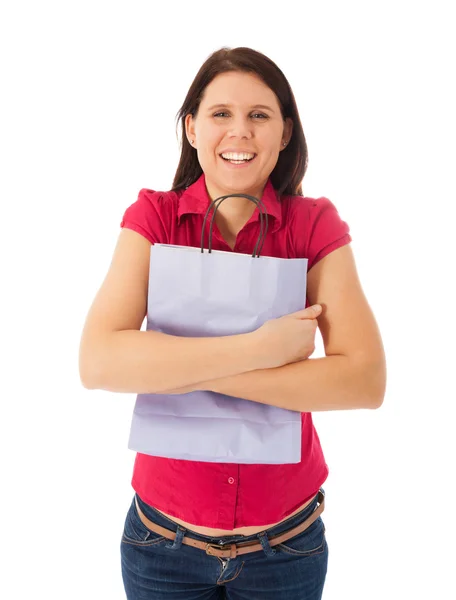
[257,531,277,557]
[165,526,186,551]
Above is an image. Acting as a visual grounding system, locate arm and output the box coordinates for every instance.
[80,229,319,394]
[162,354,384,411]
[162,244,387,411]
[79,229,261,393]
[90,329,259,394]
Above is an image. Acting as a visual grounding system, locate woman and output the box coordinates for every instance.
[79,46,386,599]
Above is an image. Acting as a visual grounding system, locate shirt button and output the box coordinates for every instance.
[228,477,235,484]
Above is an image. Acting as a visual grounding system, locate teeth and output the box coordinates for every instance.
[221,152,255,161]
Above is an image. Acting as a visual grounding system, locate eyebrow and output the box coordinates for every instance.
[207,103,275,113]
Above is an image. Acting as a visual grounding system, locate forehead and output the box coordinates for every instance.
[200,71,279,108]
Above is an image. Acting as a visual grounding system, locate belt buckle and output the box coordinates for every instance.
[205,542,230,556]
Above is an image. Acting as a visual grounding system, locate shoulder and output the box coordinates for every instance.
[135,187,181,212]
[284,194,344,220]
[120,187,182,245]
[282,194,352,268]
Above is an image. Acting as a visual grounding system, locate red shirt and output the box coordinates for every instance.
[120,173,352,528]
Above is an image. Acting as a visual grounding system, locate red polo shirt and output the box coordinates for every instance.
[120,173,352,528]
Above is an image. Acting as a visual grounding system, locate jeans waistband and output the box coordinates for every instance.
[135,488,324,545]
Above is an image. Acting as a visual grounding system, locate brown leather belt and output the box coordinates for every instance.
[134,490,325,559]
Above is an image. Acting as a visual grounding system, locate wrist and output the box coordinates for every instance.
[240,330,264,372]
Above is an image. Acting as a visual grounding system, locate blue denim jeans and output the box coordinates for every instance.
[120,487,328,599]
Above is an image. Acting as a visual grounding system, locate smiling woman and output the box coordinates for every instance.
[176,69,295,240]
[79,45,385,600]
[184,70,293,219]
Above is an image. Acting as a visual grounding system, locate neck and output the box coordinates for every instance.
[204,179,266,227]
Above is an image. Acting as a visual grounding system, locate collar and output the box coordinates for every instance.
[177,173,282,232]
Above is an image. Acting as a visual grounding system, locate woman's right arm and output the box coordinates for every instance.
[78,229,261,394]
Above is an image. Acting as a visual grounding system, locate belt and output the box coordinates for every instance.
[134,490,325,559]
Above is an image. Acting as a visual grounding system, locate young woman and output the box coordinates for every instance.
[79,46,386,599]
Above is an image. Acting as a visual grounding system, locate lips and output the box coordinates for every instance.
[219,154,258,169]
[219,151,257,157]
[219,154,257,161]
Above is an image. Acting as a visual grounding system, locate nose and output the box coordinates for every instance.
[227,114,254,140]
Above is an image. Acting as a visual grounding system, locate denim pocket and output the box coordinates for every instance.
[276,516,326,556]
[121,497,168,547]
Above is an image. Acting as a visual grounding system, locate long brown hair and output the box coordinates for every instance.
[171,47,308,198]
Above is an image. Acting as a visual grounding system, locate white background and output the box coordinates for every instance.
[1,1,455,598]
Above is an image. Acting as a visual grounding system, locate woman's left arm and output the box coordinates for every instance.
[162,245,387,412]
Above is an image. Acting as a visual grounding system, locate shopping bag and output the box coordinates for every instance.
[127,193,308,464]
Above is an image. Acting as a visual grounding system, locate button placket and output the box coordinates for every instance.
[217,467,239,529]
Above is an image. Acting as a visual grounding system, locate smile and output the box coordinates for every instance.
[219,154,257,168]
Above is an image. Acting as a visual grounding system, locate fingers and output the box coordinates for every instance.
[287,305,322,319]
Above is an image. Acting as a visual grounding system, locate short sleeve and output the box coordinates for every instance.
[306,197,352,270]
[120,188,171,245]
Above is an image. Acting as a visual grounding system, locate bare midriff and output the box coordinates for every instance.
[151,494,316,537]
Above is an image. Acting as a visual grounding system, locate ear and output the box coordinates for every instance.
[283,117,293,145]
[185,113,195,144]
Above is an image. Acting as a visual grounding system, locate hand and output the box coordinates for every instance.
[250,304,322,370]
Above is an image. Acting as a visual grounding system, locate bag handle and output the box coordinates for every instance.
[200,193,269,258]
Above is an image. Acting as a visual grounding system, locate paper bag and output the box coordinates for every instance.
[128,193,308,463]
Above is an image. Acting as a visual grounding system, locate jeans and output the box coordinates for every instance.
[120,487,328,599]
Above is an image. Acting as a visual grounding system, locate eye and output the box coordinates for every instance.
[213,112,268,119]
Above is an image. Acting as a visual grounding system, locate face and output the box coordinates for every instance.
[185,71,293,202]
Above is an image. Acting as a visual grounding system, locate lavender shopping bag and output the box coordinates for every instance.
[127,193,308,464]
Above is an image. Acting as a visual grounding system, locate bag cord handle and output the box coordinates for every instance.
[200,193,269,258]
